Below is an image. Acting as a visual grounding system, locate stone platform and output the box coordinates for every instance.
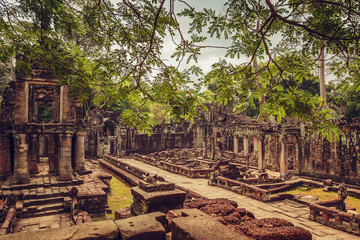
[120,157,360,240]
[0,160,112,234]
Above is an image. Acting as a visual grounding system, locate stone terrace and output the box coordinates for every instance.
[0,161,112,234]
[119,157,360,240]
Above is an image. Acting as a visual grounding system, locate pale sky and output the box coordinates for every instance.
[160,0,246,78]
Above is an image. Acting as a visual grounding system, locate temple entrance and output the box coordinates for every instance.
[38,134,49,174]
[27,133,59,176]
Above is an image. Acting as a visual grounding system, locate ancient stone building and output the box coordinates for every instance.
[85,110,203,158]
[85,109,126,158]
[0,67,86,183]
[99,103,360,185]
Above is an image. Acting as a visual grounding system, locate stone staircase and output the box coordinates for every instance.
[20,195,71,218]
[0,174,79,219]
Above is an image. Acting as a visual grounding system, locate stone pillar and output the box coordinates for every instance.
[14,133,29,183]
[38,134,47,157]
[195,126,202,148]
[233,136,238,154]
[59,133,73,181]
[28,134,39,174]
[293,137,301,175]
[280,134,288,177]
[243,135,249,156]
[203,137,207,158]
[75,131,86,171]
[48,134,57,172]
[0,134,11,177]
[253,136,258,154]
[258,135,266,172]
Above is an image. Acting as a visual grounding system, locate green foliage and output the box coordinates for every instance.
[203,52,341,141]
[1,0,359,138]
[0,0,205,131]
[148,102,169,125]
[181,0,360,139]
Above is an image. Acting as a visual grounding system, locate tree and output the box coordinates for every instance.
[179,0,359,138]
[0,0,359,138]
[0,0,204,133]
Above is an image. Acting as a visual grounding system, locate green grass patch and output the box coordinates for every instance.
[284,186,360,212]
[106,177,133,219]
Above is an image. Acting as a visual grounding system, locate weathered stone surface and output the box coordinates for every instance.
[0,220,118,240]
[184,198,255,227]
[139,179,175,192]
[115,207,132,220]
[323,179,333,186]
[115,212,166,240]
[169,208,252,240]
[236,218,312,240]
[131,186,186,215]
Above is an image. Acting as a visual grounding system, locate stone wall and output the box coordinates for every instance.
[301,121,360,185]
[88,104,360,184]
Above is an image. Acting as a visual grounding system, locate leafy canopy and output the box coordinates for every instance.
[0,0,359,138]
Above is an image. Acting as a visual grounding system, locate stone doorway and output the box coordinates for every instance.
[29,134,59,176]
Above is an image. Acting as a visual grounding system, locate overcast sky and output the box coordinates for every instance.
[160,0,246,78]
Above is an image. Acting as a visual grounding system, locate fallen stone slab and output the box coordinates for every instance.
[0,220,118,240]
[168,208,252,240]
[115,211,166,240]
[115,207,132,220]
[131,186,186,215]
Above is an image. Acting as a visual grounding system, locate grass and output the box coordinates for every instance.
[106,177,133,219]
[284,186,360,212]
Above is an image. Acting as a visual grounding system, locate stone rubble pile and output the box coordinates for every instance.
[184,198,312,240]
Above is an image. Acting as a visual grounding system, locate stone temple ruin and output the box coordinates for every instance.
[0,67,86,181]
[0,67,360,239]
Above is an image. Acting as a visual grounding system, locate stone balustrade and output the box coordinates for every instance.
[104,155,147,179]
[130,153,213,179]
[210,176,271,201]
[309,199,360,235]
[158,161,212,178]
[0,207,16,235]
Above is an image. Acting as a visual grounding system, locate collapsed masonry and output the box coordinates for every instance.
[0,65,359,187]
[86,104,360,185]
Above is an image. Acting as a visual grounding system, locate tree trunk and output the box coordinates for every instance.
[254,59,265,111]
[319,44,326,102]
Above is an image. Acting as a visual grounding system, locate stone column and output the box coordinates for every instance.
[75,131,86,171]
[258,135,266,172]
[203,137,208,158]
[233,136,238,154]
[253,136,258,154]
[38,134,47,157]
[14,133,29,183]
[28,134,39,174]
[0,134,11,177]
[280,134,288,178]
[293,137,301,175]
[59,132,73,181]
[194,126,202,148]
[243,135,249,156]
[48,134,57,172]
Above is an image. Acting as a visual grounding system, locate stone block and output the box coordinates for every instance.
[323,179,333,186]
[0,220,118,240]
[115,207,132,220]
[139,180,175,192]
[131,186,186,215]
[168,208,251,240]
[115,212,166,240]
